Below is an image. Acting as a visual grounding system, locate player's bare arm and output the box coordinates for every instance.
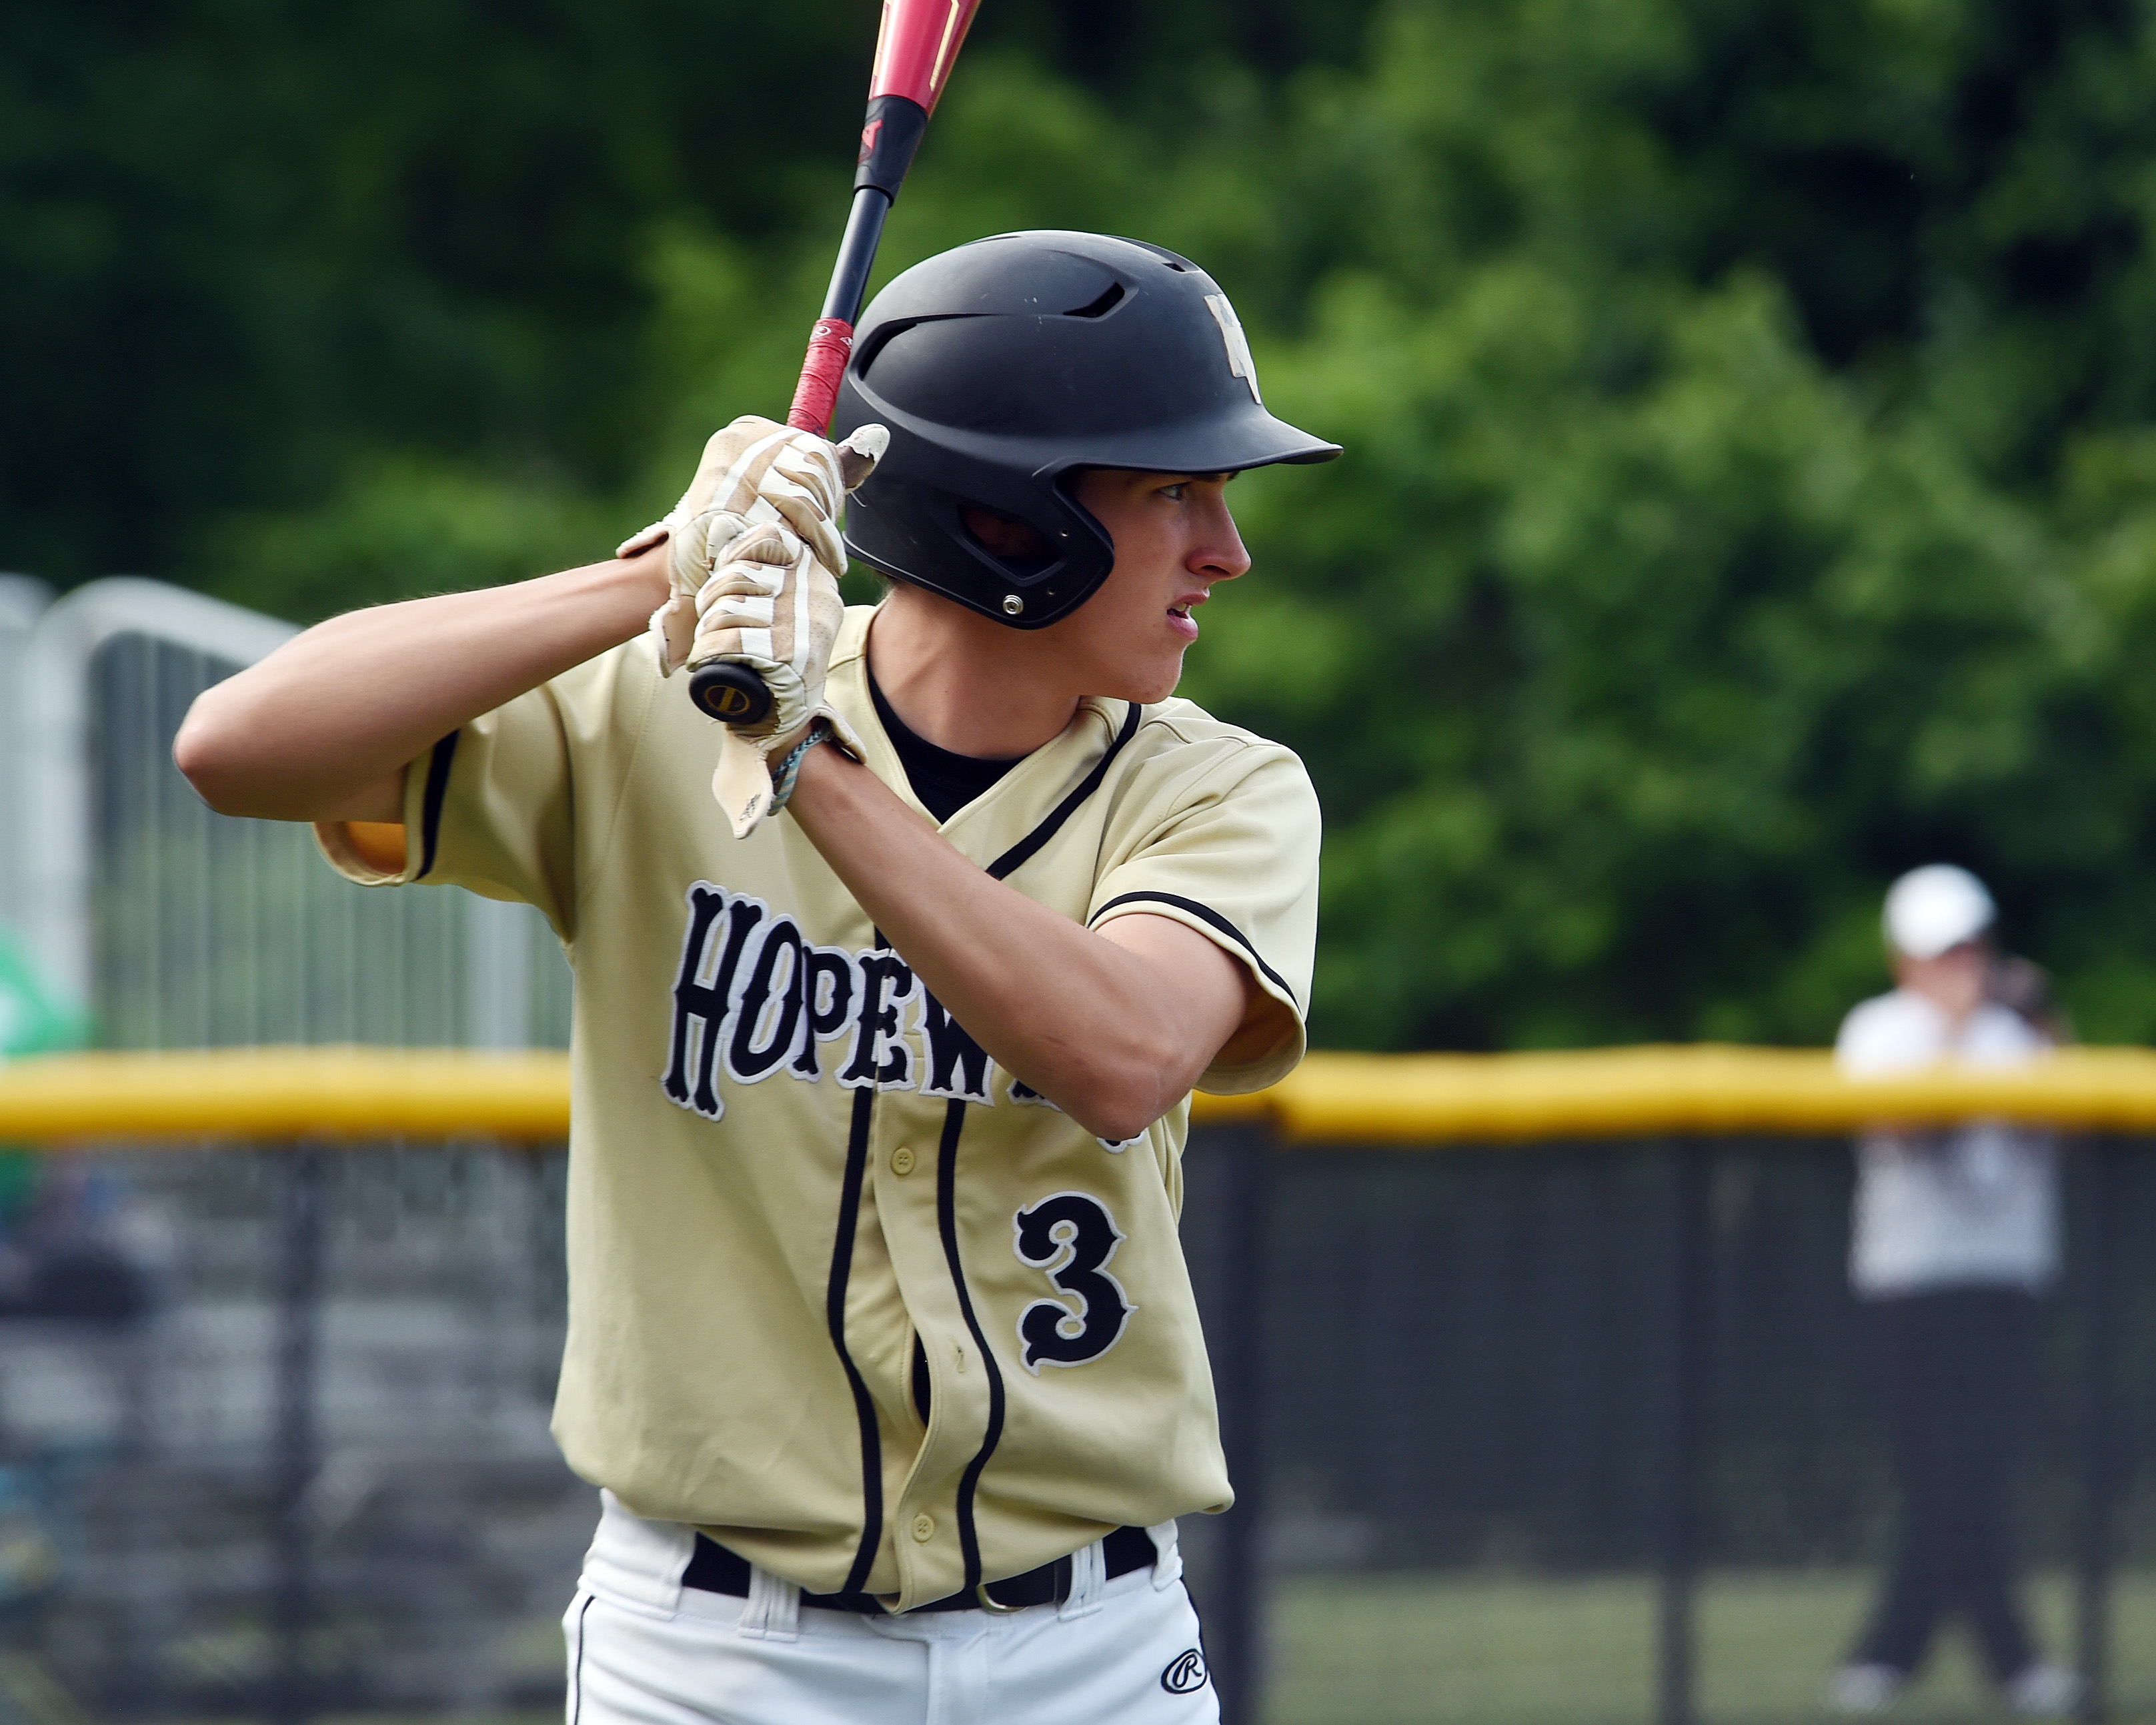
[174,548,670,823]
[788,743,1265,1143]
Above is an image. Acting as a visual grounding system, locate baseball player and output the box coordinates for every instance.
[176,230,1336,1724]
[1829,865,2078,1717]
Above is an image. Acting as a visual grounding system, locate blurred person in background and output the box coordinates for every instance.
[1829,865,2079,1716]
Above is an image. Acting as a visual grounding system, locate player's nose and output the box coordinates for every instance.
[1190,490,1250,583]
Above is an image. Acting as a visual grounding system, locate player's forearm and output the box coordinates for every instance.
[788,744,1234,1141]
[176,549,669,822]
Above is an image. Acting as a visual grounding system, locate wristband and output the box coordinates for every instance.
[768,718,834,813]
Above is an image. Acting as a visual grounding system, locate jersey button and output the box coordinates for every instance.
[890,1146,916,1176]
[911,1513,936,1544]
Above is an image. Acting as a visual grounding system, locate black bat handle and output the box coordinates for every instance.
[687,663,776,726]
[820,184,894,324]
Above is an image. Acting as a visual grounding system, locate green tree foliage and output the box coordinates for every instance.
[9,0,2156,1049]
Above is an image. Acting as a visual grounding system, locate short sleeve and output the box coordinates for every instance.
[312,651,648,940]
[1087,743,1320,1094]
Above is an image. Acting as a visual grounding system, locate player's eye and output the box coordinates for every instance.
[1158,482,1188,501]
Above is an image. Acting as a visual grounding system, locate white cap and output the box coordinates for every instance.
[1883,865,1995,960]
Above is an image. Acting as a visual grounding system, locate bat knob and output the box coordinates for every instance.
[688,662,776,727]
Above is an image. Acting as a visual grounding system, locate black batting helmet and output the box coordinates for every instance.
[832,230,1340,629]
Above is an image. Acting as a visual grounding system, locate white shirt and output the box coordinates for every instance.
[1838,989,2058,1297]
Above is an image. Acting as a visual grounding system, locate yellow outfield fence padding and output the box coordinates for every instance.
[6,1043,2156,1145]
[1196,1045,2156,1141]
[0,1047,573,1143]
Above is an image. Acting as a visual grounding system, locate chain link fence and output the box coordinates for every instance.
[0,576,570,1052]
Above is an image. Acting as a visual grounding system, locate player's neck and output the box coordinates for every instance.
[867,588,1085,760]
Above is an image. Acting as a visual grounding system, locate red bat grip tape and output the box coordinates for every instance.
[786,318,856,434]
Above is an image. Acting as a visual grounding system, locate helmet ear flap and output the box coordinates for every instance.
[892,470,1110,626]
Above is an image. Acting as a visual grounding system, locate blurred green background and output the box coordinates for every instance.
[9,0,2156,1053]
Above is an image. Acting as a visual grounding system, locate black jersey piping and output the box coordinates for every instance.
[415,732,459,880]
[1088,890,1299,1007]
[906,703,1132,1590]
[934,1099,1006,1594]
[826,1085,885,1595]
[984,703,1141,882]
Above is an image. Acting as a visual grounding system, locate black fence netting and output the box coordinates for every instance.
[0,1146,582,1720]
[1178,1131,2156,1725]
[0,1134,2149,1724]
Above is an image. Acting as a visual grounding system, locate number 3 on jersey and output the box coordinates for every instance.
[1012,1192,1138,1373]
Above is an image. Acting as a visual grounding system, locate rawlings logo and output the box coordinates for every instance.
[1160,1648,1208,1694]
[858,119,884,165]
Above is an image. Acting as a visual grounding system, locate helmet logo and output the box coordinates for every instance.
[1204,293,1262,405]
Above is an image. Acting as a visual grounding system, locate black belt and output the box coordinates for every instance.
[684,1524,1157,1614]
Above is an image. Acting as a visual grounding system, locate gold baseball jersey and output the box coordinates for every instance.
[317,604,1320,1610]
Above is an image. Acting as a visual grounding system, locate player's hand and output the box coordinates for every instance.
[619,414,888,837]
[623,414,886,681]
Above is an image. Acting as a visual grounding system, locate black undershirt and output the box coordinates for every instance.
[869,665,1022,1418]
[868,664,1024,823]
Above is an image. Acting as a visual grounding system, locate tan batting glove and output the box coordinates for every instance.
[617,414,888,838]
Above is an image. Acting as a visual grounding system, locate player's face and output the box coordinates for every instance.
[1060,468,1250,702]
[1895,939,1990,1023]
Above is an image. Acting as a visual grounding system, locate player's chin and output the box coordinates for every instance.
[1116,648,1188,706]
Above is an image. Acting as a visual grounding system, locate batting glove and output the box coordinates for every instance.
[619,414,888,837]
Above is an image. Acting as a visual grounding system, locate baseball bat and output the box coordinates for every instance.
[688,0,984,728]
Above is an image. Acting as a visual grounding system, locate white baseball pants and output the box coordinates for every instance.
[564,1490,1220,1725]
